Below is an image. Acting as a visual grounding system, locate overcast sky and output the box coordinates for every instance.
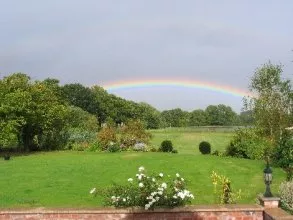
[1,1,292,112]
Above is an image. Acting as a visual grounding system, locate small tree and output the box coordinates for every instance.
[244,62,293,142]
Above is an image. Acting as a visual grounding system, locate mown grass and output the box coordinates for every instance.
[0,150,286,208]
[149,127,234,154]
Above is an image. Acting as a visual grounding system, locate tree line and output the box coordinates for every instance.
[0,73,250,151]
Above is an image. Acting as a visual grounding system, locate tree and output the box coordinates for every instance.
[245,62,293,141]
[189,109,207,126]
[239,110,254,126]
[161,108,189,127]
[205,105,237,126]
[0,73,70,151]
[61,83,99,116]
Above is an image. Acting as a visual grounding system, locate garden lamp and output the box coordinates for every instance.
[263,160,273,197]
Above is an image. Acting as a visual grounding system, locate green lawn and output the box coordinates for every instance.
[0,151,286,208]
[150,127,234,154]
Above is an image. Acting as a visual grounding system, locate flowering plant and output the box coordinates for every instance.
[211,171,241,204]
[91,166,194,210]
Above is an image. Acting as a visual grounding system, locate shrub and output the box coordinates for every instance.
[98,125,117,150]
[212,150,219,156]
[159,140,173,152]
[71,142,89,151]
[279,180,293,213]
[91,166,194,210]
[66,128,97,150]
[133,142,146,152]
[149,146,157,152]
[272,132,293,170]
[120,120,151,148]
[226,128,273,160]
[87,141,100,152]
[211,171,241,204]
[199,141,211,154]
[107,142,120,153]
[171,149,178,154]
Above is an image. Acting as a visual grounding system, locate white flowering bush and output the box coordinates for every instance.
[91,166,194,210]
[279,180,293,213]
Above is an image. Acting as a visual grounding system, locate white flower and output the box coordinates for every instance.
[138,166,145,172]
[161,182,167,189]
[190,194,194,199]
[173,195,178,199]
[152,178,156,182]
[123,198,126,202]
[111,196,116,200]
[145,204,150,210]
[158,191,163,195]
[159,173,163,177]
[181,178,184,181]
[90,188,96,194]
[176,173,180,177]
[128,178,133,182]
[139,183,144,188]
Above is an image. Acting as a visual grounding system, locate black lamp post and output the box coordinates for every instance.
[263,160,273,197]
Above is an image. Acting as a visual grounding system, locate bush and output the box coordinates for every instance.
[87,141,100,152]
[171,149,178,154]
[120,120,151,148]
[212,150,219,156]
[98,125,117,150]
[279,180,293,213]
[226,128,273,160]
[199,141,211,154]
[149,146,157,152]
[133,142,146,152]
[159,140,173,152]
[107,142,120,153]
[91,166,194,210]
[272,132,293,170]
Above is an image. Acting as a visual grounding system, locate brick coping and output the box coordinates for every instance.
[0,204,263,214]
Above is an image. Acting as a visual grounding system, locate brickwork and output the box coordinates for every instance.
[0,205,264,220]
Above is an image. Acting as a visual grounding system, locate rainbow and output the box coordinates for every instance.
[103,79,252,97]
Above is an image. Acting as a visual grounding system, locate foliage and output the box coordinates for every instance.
[226,128,273,160]
[199,141,211,154]
[133,142,147,152]
[161,108,189,127]
[97,125,117,150]
[92,166,194,210]
[107,142,120,153]
[189,110,207,126]
[205,104,238,126]
[279,180,293,213]
[171,149,178,154]
[244,62,293,141]
[272,131,293,169]
[211,171,241,204]
[159,140,173,152]
[120,120,151,148]
[137,102,163,129]
[0,73,70,151]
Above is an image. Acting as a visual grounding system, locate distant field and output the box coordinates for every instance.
[150,127,235,154]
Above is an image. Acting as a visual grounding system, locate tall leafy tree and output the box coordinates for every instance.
[0,73,70,151]
[205,104,237,126]
[244,62,293,140]
[161,108,189,127]
[189,109,207,126]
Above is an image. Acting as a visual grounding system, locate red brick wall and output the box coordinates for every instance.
[0,205,264,220]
